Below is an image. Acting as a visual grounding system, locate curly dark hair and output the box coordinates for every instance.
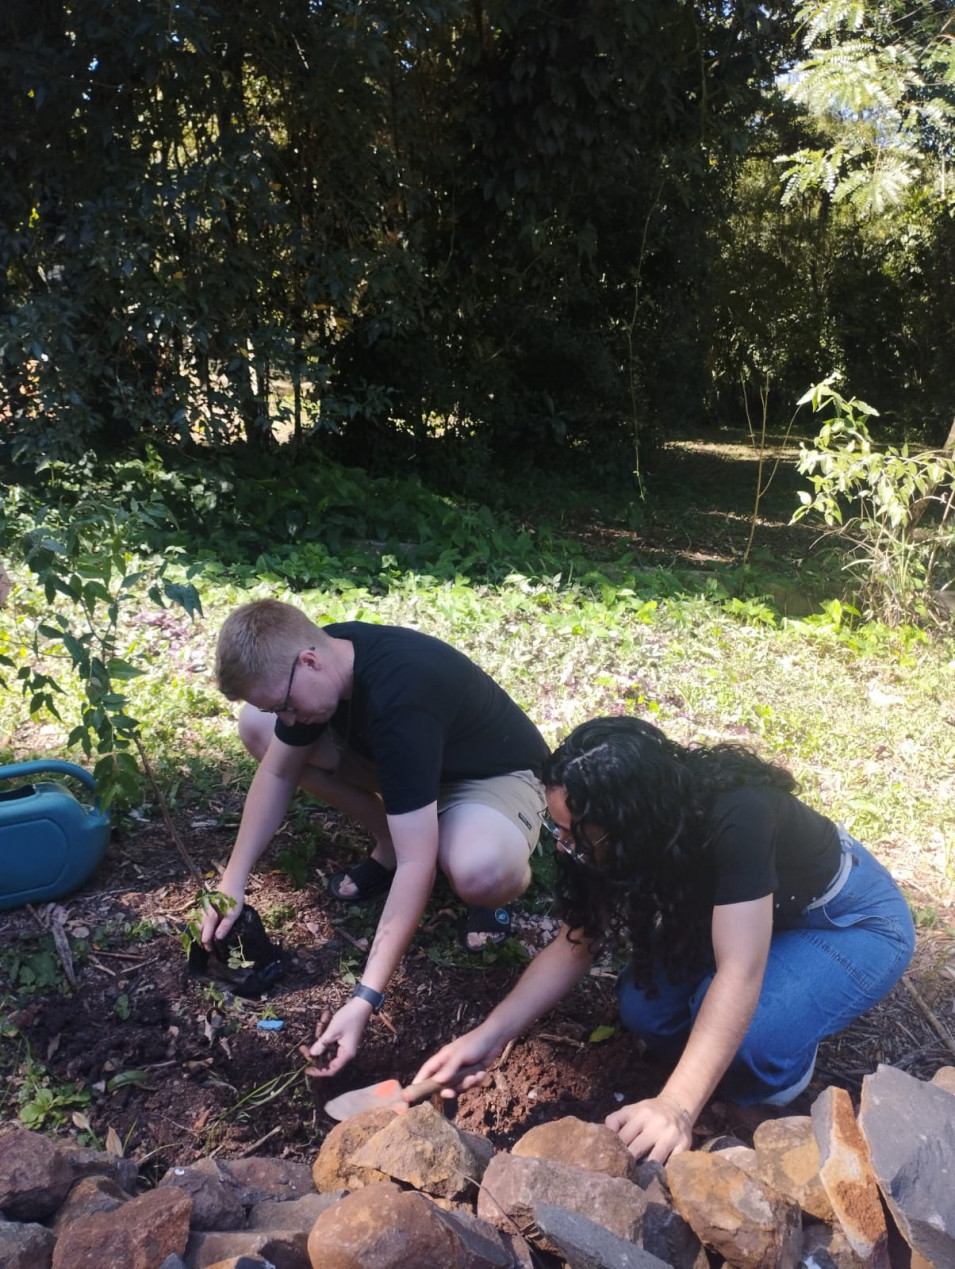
[542,716,797,989]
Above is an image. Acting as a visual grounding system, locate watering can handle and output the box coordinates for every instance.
[0,760,98,797]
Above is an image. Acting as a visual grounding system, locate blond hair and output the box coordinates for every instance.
[215,599,325,700]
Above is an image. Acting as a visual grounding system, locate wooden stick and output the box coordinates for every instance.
[902,974,955,1060]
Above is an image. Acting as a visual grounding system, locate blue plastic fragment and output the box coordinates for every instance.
[256,1019,284,1031]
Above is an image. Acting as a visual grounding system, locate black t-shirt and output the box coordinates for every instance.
[707,784,842,925]
[274,622,549,815]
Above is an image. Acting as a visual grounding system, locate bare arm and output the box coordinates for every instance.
[200,735,310,945]
[413,923,596,1089]
[306,802,442,1076]
[606,894,773,1163]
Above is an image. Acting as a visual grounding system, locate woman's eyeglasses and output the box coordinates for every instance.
[538,811,607,865]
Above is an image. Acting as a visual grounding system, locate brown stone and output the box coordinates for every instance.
[185,1229,310,1269]
[51,1175,127,1232]
[811,1086,889,1268]
[50,1186,192,1269]
[753,1114,834,1222]
[204,1260,275,1269]
[159,1161,246,1230]
[247,1193,339,1231]
[0,1129,73,1222]
[305,1184,460,1268]
[930,1066,955,1098]
[56,1144,138,1195]
[212,1157,312,1204]
[476,1152,647,1252]
[666,1149,802,1269]
[311,1108,394,1193]
[0,1219,57,1269]
[512,1114,639,1180]
[350,1102,494,1200]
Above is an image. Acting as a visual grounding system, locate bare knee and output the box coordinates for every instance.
[237,703,274,761]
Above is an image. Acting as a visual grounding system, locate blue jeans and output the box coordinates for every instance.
[616,833,915,1106]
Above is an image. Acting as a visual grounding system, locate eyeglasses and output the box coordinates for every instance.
[259,646,315,715]
[538,810,607,864]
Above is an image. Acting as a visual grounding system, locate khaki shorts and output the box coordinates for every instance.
[437,769,545,852]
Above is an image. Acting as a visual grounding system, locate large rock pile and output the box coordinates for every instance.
[1,1063,953,1269]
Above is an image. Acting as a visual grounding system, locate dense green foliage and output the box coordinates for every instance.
[4,1,954,471]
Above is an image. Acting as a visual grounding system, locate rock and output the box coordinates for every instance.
[534,1201,670,1268]
[632,1160,668,1202]
[714,1144,759,1174]
[811,1086,889,1268]
[56,1144,139,1195]
[186,1228,309,1269]
[0,1219,57,1269]
[799,1220,866,1268]
[159,1256,190,1269]
[305,1183,469,1268]
[431,1204,536,1267]
[477,1153,647,1252]
[859,1063,955,1268]
[51,1175,127,1231]
[350,1102,493,1200]
[51,1186,192,1269]
[311,1108,394,1192]
[640,1202,709,1269]
[211,1159,312,1205]
[247,1193,339,1231]
[0,1130,73,1222]
[930,1067,955,1097]
[160,1161,247,1231]
[753,1116,834,1222]
[666,1149,802,1269]
[204,1259,276,1269]
[698,1134,750,1152]
[513,1116,639,1180]
[203,1259,275,1269]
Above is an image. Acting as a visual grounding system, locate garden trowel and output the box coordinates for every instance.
[323,1064,484,1121]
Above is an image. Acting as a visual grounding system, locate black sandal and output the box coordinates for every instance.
[328,856,395,903]
[459,904,512,953]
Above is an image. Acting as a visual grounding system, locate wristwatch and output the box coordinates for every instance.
[352,982,385,1013]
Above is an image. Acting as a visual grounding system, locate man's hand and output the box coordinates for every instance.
[198,884,244,949]
[604,1094,694,1165]
[301,998,373,1078]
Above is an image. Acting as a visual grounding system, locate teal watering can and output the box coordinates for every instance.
[0,760,111,911]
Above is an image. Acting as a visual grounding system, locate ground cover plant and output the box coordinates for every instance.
[0,429,953,1177]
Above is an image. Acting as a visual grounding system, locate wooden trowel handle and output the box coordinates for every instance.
[401,1063,486,1107]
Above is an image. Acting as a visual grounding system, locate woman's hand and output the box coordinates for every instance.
[301,998,373,1078]
[604,1093,694,1165]
[412,1027,505,1096]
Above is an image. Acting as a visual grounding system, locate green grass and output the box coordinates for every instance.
[1,443,953,913]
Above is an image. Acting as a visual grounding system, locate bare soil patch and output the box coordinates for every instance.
[2,793,952,1180]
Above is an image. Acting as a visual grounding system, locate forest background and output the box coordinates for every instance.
[0,0,954,1159]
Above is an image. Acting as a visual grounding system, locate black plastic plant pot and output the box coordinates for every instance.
[186,904,288,999]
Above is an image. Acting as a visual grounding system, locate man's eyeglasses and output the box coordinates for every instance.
[538,810,607,864]
[259,646,315,715]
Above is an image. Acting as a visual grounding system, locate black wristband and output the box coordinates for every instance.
[352,982,385,1013]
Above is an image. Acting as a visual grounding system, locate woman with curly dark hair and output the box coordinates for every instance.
[416,716,915,1165]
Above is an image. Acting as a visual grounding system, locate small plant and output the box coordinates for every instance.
[16,1048,93,1133]
[792,378,955,625]
[181,891,237,954]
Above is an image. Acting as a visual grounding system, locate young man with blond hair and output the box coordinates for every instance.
[203,599,547,1077]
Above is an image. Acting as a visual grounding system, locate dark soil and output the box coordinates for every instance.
[2,789,949,1182]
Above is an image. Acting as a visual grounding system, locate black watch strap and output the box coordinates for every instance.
[352,982,385,1013]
